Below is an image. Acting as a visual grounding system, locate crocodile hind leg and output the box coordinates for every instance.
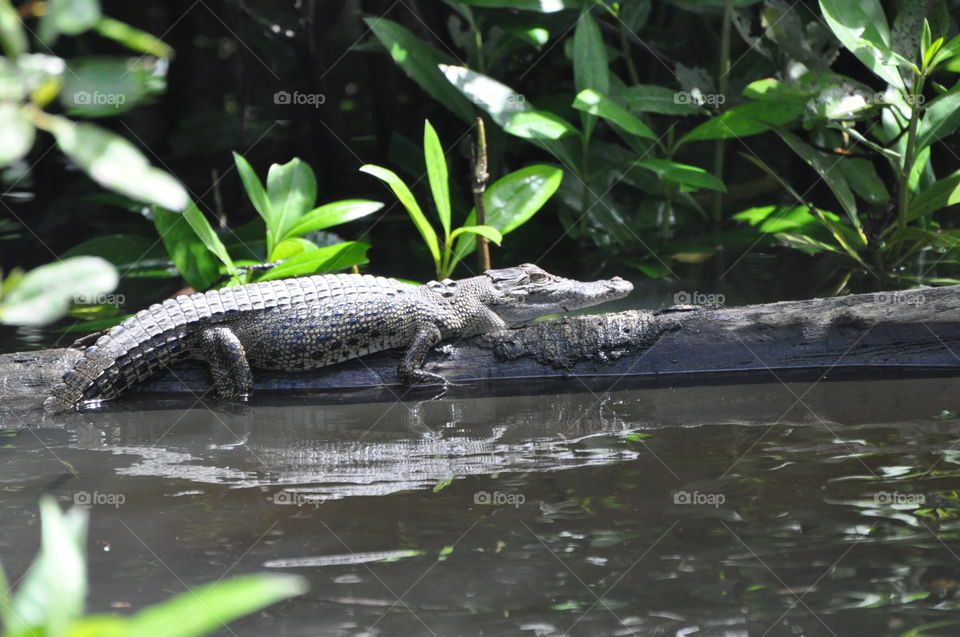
[197,327,254,399]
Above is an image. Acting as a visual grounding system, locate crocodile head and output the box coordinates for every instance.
[484,263,633,325]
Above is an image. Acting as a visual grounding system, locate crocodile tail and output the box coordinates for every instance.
[43,293,219,412]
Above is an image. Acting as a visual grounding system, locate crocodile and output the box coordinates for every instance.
[44,263,632,412]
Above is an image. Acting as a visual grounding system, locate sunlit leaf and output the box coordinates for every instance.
[440,65,579,167]
[61,57,163,117]
[258,242,370,280]
[449,224,503,244]
[423,120,452,239]
[39,0,101,45]
[908,168,960,220]
[233,151,272,226]
[365,17,475,123]
[266,158,317,253]
[453,164,562,262]
[915,85,960,151]
[270,237,317,261]
[360,164,440,264]
[50,117,189,211]
[120,574,307,637]
[152,206,220,290]
[0,103,35,167]
[573,89,656,139]
[183,201,236,275]
[454,0,577,11]
[0,257,118,326]
[818,0,908,89]
[93,16,174,59]
[0,0,27,58]
[505,110,578,140]
[0,498,87,636]
[285,200,382,238]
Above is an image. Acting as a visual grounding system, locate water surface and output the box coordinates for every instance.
[3,376,960,636]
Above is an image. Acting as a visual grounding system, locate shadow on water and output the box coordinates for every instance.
[3,377,960,636]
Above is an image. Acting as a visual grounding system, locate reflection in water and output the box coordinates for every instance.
[2,378,960,636]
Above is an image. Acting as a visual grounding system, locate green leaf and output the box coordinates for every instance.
[119,574,307,637]
[454,0,578,11]
[818,0,906,89]
[907,168,960,220]
[504,110,578,140]
[365,17,475,123]
[152,206,220,290]
[0,103,35,167]
[271,237,318,261]
[453,164,562,263]
[61,57,163,117]
[61,234,160,268]
[258,242,370,281]
[2,497,88,636]
[183,201,236,275]
[634,158,726,192]
[439,64,579,167]
[266,158,317,252]
[0,0,27,58]
[50,117,189,211]
[573,89,656,139]
[838,157,891,205]
[285,199,383,238]
[39,0,101,45]
[423,120,452,239]
[915,84,960,151]
[620,83,704,115]
[772,127,864,240]
[449,224,503,244]
[573,10,608,140]
[733,205,842,233]
[360,164,440,265]
[93,16,174,59]
[678,101,804,145]
[0,257,118,326]
[232,151,272,224]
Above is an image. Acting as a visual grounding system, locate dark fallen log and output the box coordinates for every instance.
[2,285,959,415]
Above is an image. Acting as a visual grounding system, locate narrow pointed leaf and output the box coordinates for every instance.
[183,201,236,274]
[285,200,383,238]
[573,89,656,139]
[449,224,502,244]
[360,164,440,264]
[232,152,271,225]
[122,574,307,637]
[259,242,370,280]
[423,120,451,239]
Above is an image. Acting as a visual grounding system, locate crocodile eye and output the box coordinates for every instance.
[528,272,548,283]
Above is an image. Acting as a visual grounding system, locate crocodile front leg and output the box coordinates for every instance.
[397,324,447,385]
[198,327,254,398]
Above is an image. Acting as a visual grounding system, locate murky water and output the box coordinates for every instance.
[4,374,960,636]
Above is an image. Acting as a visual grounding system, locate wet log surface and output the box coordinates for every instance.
[2,285,959,415]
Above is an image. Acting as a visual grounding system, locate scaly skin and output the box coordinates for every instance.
[44,264,633,411]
